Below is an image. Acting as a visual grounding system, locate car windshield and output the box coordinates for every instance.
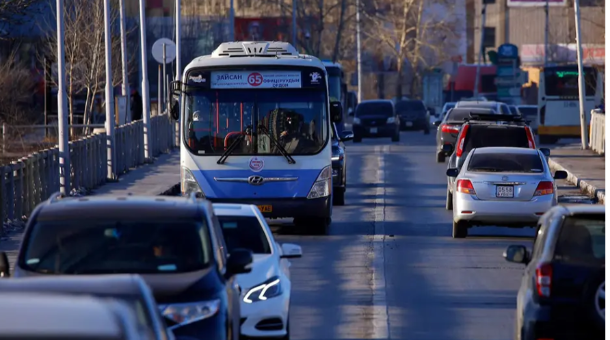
[554,215,605,263]
[509,106,518,115]
[21,220,211,274]
[395,100,426,113]
[467,152,544,172]
[463,126,529,154]
[217,216,271,254]
[356,102,393,117]
[544,67,596,97]
[183,88,328,156]
[518,107,537,118]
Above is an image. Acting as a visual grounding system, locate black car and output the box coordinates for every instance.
[331,123,353,206]
[504,204,605,340]
[2,193,253,340]
[395,99,430,134]
[352,99,400,143]
[0,275,173,340]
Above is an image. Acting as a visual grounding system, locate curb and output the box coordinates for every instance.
[548,158,605,205]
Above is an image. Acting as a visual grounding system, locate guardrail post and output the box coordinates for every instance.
[1,123,5,154]
[6,163,14,220]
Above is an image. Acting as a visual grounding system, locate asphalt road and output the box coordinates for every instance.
[271,130,584,340]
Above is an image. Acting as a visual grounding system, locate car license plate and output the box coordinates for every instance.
[257,205,273,213]
[370,127,378,134]
[496,185,514,198]
[405,122,413,127]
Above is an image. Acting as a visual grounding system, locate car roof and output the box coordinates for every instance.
[473,147,538,155]
[457,101,501,107]
[0,293,125,338]
[0,274,144,296]
[212,203,259,217]
[359,99,393,105]
[35,195,207,221]
[517,105,537,108]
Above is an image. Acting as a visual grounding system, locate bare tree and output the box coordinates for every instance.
[0,48,36,123]
[0,0,43,39]
[363,0,458,98]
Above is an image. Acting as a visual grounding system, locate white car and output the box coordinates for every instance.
[212,203,302,340]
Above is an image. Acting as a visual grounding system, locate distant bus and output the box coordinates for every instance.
[323,61,347,134]
[537,65,603,144]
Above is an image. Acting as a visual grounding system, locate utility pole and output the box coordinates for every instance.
[229,0,235,41]
[544,0,549,66]
[175,0,181,81]
[356,0,362,102]
[473,2,487,98]
[118,0,130,124]
[573,0,588,149]
[292,0,297,47]
[103,0,116,180]
[56,0,70,195]
[138,0,152,161]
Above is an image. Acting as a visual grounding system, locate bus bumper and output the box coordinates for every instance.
[206,196,332,219]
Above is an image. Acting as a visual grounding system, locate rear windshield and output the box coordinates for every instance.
[356,102,393,117]
[217,216,271,254]
[554,215,605,263]
[518,107,537,117]
[21,220,211,274]
[509,106,518,115]
[395,100,425,113]
[445,108,494,122]
[467,152,544,172]
[464,126,529,153]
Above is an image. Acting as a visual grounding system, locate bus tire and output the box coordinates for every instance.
[353,135,362,143]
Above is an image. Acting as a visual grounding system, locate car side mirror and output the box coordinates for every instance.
[446,168,459,177]
[539,147,550,157]
[340,130,354,141]
[442,143,454,154]
[503,245,529,264]
[553,170,568,180]
[330,101,343,123]
[0,252,10,278]
[433,120,442,127]
[225,248,253,278]
[280,243,302,259]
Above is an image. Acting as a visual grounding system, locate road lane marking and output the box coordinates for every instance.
[372,144,389,338]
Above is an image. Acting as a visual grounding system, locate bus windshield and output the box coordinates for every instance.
[326,67,342,102]
[544,66,597,97]
[183,88,328,156]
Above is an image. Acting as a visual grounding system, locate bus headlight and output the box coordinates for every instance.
[181,167,204,197]
[307,166,332,199]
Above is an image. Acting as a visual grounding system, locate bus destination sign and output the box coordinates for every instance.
[211,71,302,89]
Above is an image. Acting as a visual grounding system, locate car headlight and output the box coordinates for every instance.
[243,276,283,303]
[353,117,361,125]
[307,165,332,199]
[159,300,220,327]
[181,167,204,197]
[386,117,396,124]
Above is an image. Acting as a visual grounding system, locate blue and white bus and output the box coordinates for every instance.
[171,41,343,235]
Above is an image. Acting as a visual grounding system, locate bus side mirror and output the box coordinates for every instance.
[331,101,343,123]
[170,98,179,120]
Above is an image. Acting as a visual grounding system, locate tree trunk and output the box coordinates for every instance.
[331,0,347,62]
[315,0,324,56]
[395,61,403,99]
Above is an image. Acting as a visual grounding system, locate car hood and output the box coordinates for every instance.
[235,254,280,290]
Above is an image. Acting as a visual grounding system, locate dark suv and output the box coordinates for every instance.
[332,123,353,206]
[504,204,605,340]
[1,193,253,340]
[352,99,400,143]
[395,100,430,134]
[443,113,549,210]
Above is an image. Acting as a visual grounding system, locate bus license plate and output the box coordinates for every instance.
[257,205,273,213]
[496,185,514,198]
[370,127,378,134]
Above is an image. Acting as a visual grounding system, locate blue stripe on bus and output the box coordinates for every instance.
[193,169,322,199]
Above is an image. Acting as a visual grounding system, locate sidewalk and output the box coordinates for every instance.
[91,151,180,196]
[546,143,605,204]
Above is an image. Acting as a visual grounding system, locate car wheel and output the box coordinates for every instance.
[423,125,430,134]
[353,135,362,143]
[452,220,468,238]
[436,152,445,163]
[445,188,453,210]
[583,269,605,331]
[391,131,400,142]
[333,188,345,206]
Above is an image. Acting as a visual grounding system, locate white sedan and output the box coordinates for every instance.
[212,203,302,340]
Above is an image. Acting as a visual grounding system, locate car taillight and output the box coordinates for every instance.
[535,263,552,297]
[441,124,459,133]
[455,124,469,157]
[456,179,476,195]
[534,181,554,196]
[525,126,536,149]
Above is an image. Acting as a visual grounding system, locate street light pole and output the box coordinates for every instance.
[573,0,588,149]
[103,0,116,180]
[229,0,235,41]
[543,0,549,66]
[292,0,297,47]
[175,0,181,81]
[473,2,487,99]
[56,0,70,195]
[138,0,152,161]
[356,0,362,102]
[118,0,130,124]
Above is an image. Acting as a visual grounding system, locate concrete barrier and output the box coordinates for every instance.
[589,109,604,155]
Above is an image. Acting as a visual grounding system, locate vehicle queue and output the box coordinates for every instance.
[0,42,603,340]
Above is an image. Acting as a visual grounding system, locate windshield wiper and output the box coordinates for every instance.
[257,125,296,164]
[217,127,250,164]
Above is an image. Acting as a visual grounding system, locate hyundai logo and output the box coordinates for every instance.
[248,176,264,185]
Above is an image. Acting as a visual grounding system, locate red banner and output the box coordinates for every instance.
[234,17,291,42]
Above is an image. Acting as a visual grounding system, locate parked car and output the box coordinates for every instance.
[331,123,353,205]
[394,99,430,133]
[504,204,605,340]
[455,100,512,115]
[0,292,144,340]
[0,275,174,340]
[352,99,400,143]
[0,193,253,340]
[446,147,567,238]
[213,203,303,340]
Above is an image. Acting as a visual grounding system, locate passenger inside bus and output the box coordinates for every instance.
[188,110,215,153]
[277,112,317,154]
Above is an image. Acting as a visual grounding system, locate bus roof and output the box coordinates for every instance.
[322,60,342,69]
[184,41,326,71]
